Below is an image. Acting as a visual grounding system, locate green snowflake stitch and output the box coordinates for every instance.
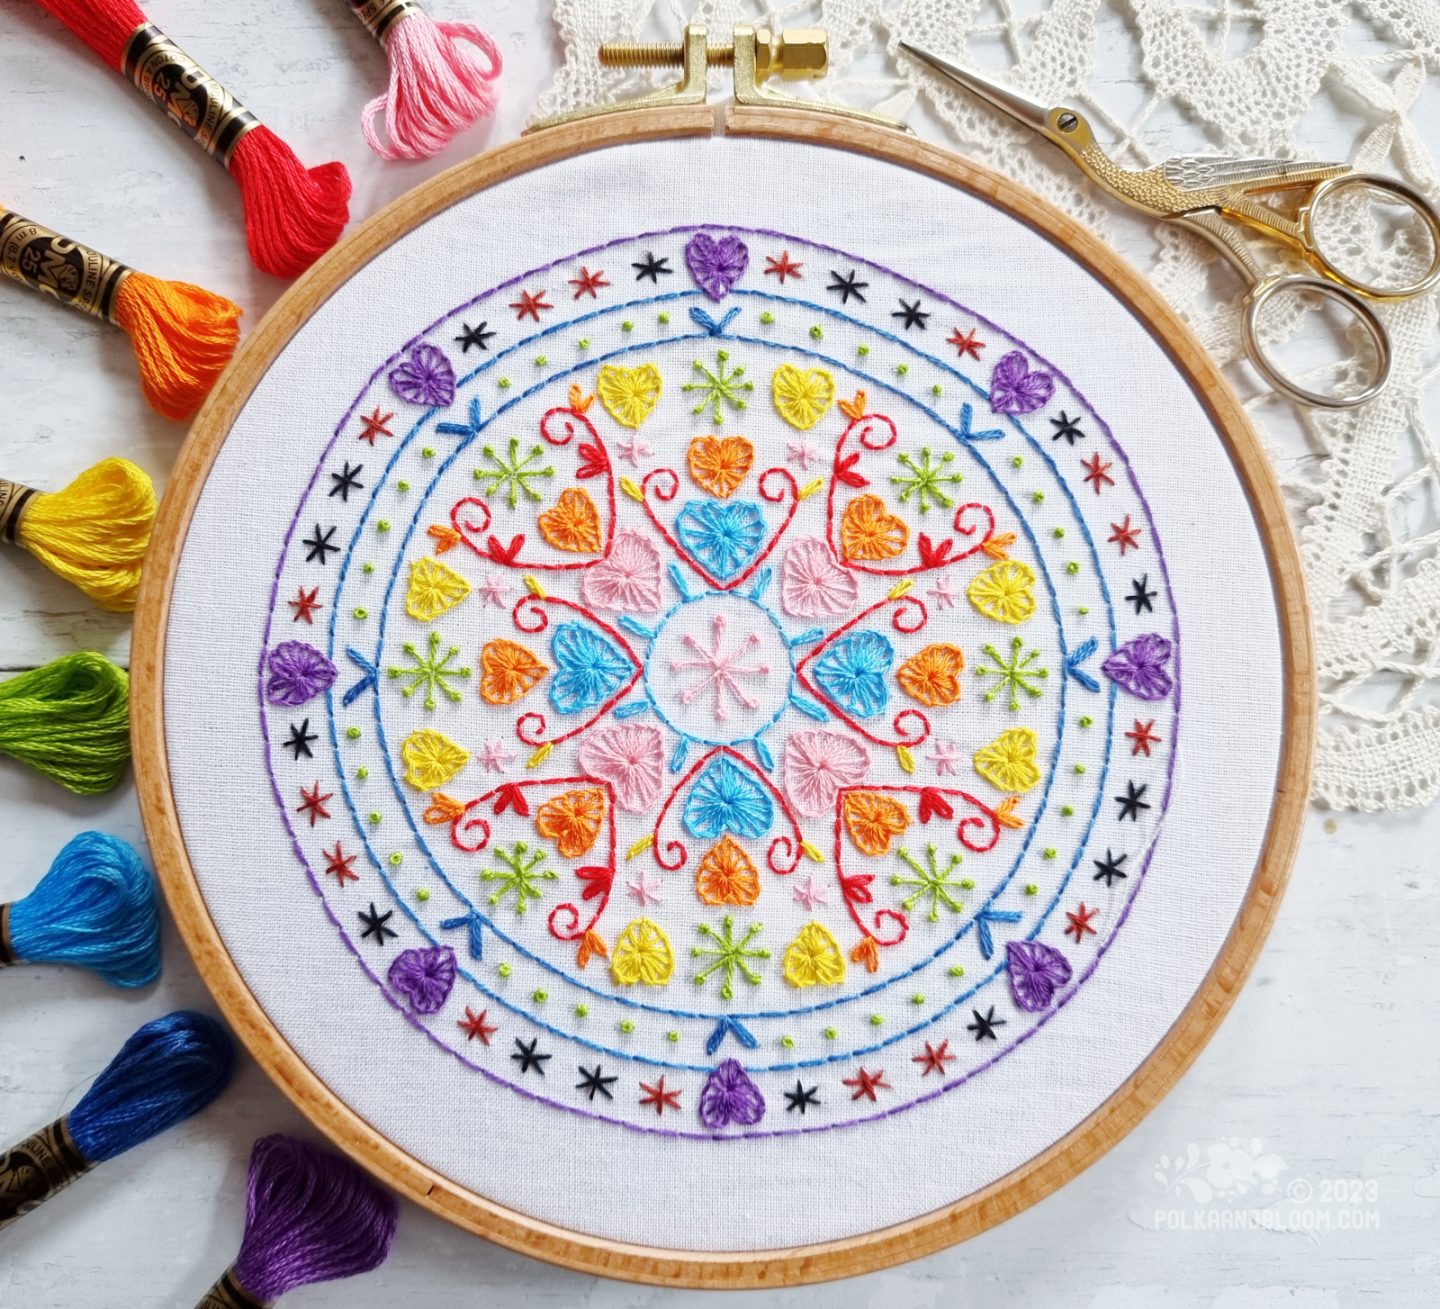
[681,349,753,425]
[891,844,966,921]
[891,447,964,513]
[691,915,770,1000]
[388,629,470,709]
[975,635,1048,711]
[473,436,554,509]
[480,841,557,914]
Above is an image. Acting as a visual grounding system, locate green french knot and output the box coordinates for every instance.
[421,446,436,458]
[809,324,822,340]
[362,562,375,574]
[667,1030,680,1043]
[346,726,361,739]
[367,809,381,824]
[620,1019,635,1033]
[911,993,926,1006]
[1066,561,1080,575]
[781,1035,795,1048]
[759,311,775,324]
[869,1013,884,1026]
[1079,716,1093,727]
[533,989,548,1003]
[658,311,670,324]
[415,887,430,902]
[376,519,390,533]
[389,852,403,866]
[396,480,410,492]
[1025,882,1039,894]
[621,320,634,332]
[497,962,512,978]
[1011,455,1024,468]
[895,363,908,377]
[577,338,590,350]
[949,964,965,977]
[356,767,369,780]
[857,344,870,357]
[353,607,368,620]
[1031,490,1044,504]
[574,1004,588,1017]
[498,377,511,389]
[533,355,547,367]
[824,1027,838,1039]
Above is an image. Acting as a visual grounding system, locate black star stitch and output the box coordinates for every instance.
[455,320,495,352]
[358,902,397,944]
[784,1080,820,1114]
[283,718,317,760]
[1115,781,1151,823]
[827,268,868,304]
[511,1037,551,1076]
[575,1064,617,1101]
[1093,849,1129,886]
[892,297,929,330]
[967,1006,1007,1041]
[303,524,339,565]
[1126,573,1157,614]
[328,461,364,502]
[1050,411,1085,445]
[632,251,673,282]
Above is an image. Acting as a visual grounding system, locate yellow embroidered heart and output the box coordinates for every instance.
[772,364,835,430]
[399,729,469,790]
[597,363,662,428]
[537,486,603,553]
[896,643,965,706]
[405,555,471,621]
[687,435,754,499]
[968,559,1037,624]
[611,917,674,987]
[695,836,761,905]
[534,786,606,857]
[783,922,846,987]
[973,727,1040,793]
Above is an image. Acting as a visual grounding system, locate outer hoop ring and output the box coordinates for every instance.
[132,104,1314,1287]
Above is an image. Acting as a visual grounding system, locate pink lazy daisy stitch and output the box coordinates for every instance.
[783,730,869,817]
[780,536,860,619]
[577,725,666,812]
[580,529,662,612]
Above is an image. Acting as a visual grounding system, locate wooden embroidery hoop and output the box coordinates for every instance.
[131,104,1315,1287]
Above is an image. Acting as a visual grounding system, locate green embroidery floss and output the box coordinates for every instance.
[0,652,130,794]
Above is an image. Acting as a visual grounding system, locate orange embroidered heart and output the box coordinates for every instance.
[535,786,606,857]
[843,791,910,855]
[479,638,546,704]
[695,835,761,905]
[537,486,603,553]
[840,494,908,561]
[896,643,965,706]
[687,435,755,499]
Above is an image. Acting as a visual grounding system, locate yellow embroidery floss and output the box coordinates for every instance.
[1,459,156,611]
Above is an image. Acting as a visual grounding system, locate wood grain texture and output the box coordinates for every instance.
[130,106,1313,1287]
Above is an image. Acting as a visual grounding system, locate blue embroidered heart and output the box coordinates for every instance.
[682,755,774,840]
[548,622,632,714]
[810,630,893,718]
[675,501,765,581]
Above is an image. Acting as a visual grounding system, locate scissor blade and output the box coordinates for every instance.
[898,41,1052,135]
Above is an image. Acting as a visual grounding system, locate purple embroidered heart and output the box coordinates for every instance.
[698,1058,766,1128]
[1103,633,1174,702]
[989,350,1055,416]
[266,641,337,707]
[1006,939,1073,1012]
[389,342,456,407]
[685,232,749,301]
[388,945,457,1014]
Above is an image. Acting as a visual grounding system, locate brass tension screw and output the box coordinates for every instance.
[598,27,828,81]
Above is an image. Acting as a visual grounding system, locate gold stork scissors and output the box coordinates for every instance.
[900,41,1440,409]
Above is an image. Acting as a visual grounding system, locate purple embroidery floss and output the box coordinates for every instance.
[1102,633,1174,701]
[1005,939,1073,1012]
[698,1059,766,1129]
[684,232,749,301]
[388,341,456,407]
[265,641,337,707]
[199,1134,399,1307]
[388,944,457,1014]
[988,350,1055,415]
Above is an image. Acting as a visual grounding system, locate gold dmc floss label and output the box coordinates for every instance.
[0,212,129,323]
[0,479,39,546]
[349,0,422,42]
[193,1269,271,1309]
[0,1119,94,1229]
[122,23,260,165]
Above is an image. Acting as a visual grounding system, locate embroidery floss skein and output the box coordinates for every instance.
[0,207,240,419]
[0,1010,234,1229]
[347,0,502,161]
[29,0,352,279]
[195,1134,399,1307]
[1,458,156,610]
[0,652,130,794]
[1,831,159,987]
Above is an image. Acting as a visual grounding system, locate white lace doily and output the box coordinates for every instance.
[537,0,1440,814]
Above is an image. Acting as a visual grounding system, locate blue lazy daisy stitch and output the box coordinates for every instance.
[682,754,775,840]
[809,629,894,719]
[548,622,633,714]
[675,501,766,581]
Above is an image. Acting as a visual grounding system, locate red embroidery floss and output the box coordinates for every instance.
[29,0,352,279]
[347,0,502,161]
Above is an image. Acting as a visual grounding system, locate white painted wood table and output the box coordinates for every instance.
[0,3,1435,1304]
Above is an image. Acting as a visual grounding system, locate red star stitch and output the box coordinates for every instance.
[843,1066,891,1102]
[1081,451,1115,493]
[764,250,803,282]
[288,585,322,624]
[323,842,358,884]
[947,326,985,360]
[568,266,610,299]
[458,1007,497,1044]
[357,406,394,445]
[1126,718,1162,756]
[912,1041,956,1076]
[1065,903,1100,942]
[1109,514,1142,554]
[639,1076,682,1115]
[509,289,553,321]
[296,782,333,826]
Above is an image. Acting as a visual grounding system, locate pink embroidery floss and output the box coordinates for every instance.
[348,0,502,161]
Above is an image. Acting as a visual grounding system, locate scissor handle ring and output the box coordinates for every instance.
[1302,172,1440,301]
[1242,273,1391,410]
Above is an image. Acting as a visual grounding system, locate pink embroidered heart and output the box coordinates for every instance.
[780,536,859,618]
[581,529,662,612]
[1006,939,1072,1012]
[685,232,748,301]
